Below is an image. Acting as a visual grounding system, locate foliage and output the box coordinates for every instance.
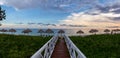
[0,6,6,21]
[70,34,120,58]
[0,34,51,58]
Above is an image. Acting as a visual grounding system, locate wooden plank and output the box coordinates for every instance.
[51,37,70,58]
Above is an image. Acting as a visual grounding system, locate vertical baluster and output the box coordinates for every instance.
[31,35,59,58]
[44,46,48,58]
[77,54,81,58]
[72,49,76,58]
[64,35,86,58]
[39,53,43,58]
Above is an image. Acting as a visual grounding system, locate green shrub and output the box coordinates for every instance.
[70,34,120,58]
[0,34,51,58]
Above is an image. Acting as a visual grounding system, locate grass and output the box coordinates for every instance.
[70,34,120,58]
[0,34,51,58]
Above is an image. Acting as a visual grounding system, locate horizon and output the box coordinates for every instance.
[0,0,120,28]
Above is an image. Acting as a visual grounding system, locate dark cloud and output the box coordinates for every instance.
[43,24,57,26]
[107,17,120,21]
[2,0,120,13]
[15,22,24,24]
[95,5,110,13]
[92,19,109,22]
[68,25,87,27]
[60,24,68,26]
[3,0,97,12]
[95,4,120,13]
[83,3,120,16]
[111,9,120,14]
[28,23,36,25]
[51,24,56,26]
[37,23,57,26]
[60,24,87,27]
[85,12,99,15]
[89,13,99,15]
[112,17,120,21]
[106,26,120,28]
[37,23,43,25]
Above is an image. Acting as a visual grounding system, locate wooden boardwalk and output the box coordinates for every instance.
[51,37,70,58]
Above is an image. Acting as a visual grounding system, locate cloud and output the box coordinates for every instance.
[27,23,36,25]
[106,26,120,28]
[1,0,120,28]
[3,0,39,10]
[1,0,119,12]
[95,3,120,13]
[0,0,5,5]
[60,24,87,27]
[110,17,120,21]
[27,22,57,26]
[0,0,97,12]
[59,0,120,27]
[95,3,120,21]
[60,10,120,27]
[15,22,24,24]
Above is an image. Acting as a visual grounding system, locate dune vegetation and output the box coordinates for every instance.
[0,34,51,58]
[70,34,120,58]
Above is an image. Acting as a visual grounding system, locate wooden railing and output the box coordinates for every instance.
[64,34,86,58]
[31,35,58,58]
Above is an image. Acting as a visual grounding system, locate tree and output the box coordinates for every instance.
[0,6,6,21]
[104,29,110,34]
[89,29,98,35]
[0,6,6,26]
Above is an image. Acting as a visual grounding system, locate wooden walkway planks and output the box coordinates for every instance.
[51,37,70,58]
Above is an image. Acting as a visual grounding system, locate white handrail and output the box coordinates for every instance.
[64,34,86,58]
[31,34,58,58]
[31,34,86,58]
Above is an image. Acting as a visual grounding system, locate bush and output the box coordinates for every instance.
[0,34,51,58]
[70,34,120,58]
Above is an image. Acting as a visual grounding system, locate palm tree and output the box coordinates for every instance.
[45,29,54,36]
[89,29,98,35]
[38,29,44,36]
[77,30,84,36]
[104,29,110,34]
[22,29,32,35]
[9,28,16,34]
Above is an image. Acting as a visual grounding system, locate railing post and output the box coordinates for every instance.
[31,34,86,58]
[63,34,86,58]
[31,34,58,58]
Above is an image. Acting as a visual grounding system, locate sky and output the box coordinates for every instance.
[0,0,120,28]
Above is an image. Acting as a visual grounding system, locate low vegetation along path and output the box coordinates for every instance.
[51,37,70,58]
